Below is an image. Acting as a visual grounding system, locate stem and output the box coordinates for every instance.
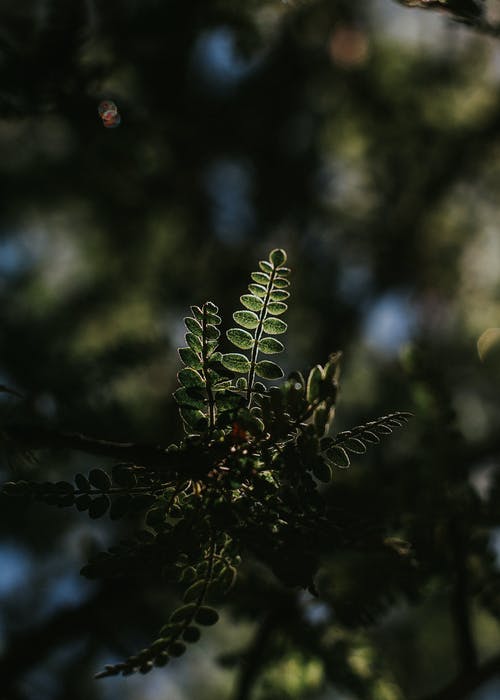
[201,304,216,434]
[246,266,278,405]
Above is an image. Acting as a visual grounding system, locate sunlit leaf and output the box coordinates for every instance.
[307,365,323,403]
[178,368,205,388]
[248,283,267,298]
[269,248,287,267]
[259,260,273,274]
[251,272,270,285]
[174,387,205,409]
[190,306,203,322]
[240,294,264,312]
[184,317,202,336]
[269,289,290,301]
[186,332,202,353]
[267,302,287,316]
[180,408,208,431]
[205,324,220,340]
[233,310,259,329]
[262,317,287,335]
[222,353,251,373]
[258,337,284,354]
[179,347,202,370]
[227,328,254,350]
[327,446,351,469]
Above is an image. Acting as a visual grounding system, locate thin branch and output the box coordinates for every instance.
[3,423,185,475]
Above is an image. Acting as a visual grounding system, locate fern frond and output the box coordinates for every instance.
[223,248,290,404]
[175,302,234,434]
[321,412,412,469]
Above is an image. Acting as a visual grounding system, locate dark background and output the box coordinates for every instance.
[2,1,500,698]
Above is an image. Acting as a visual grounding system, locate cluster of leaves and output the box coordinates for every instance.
[1,249,411,679]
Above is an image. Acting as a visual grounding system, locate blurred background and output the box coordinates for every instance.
[2,0,500,698]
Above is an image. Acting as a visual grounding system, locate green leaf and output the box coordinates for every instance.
[88,469,112,491]
[180,408,208,431]
[159,622,183,637]
[248,284,267,298]
[179,347,202,370]
[89,495,110,519]
[306,365,323,403]
[191,305,203,322]
[269,289,290,301]
[195,606,219,626]
[269,248,287,267]
[75,473,90,492]
[178,368,205,388]
[259,260,273,274]
[174,387,205,410]
[170,604,196,622]
[227,328,254,350]
[154,653,170,667]
[184,317,202,336]
[186,332,202,353]
[262,317,287,335]
[233,310,260,329]
[168,642,187,657]
[222,354,251,374]
[205,324,220,340]
[267,302,287,316]
[240,294,264,312]
[75,494,90,511]
[205,339,219,356]
[273,277,290,289]
[183,580,205,603]
[258,337,284,355]
[251,272,270,285]
[327,446,351,469]
[205,301,218,314]
[235,377,248,390]
[255,360,284,380]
